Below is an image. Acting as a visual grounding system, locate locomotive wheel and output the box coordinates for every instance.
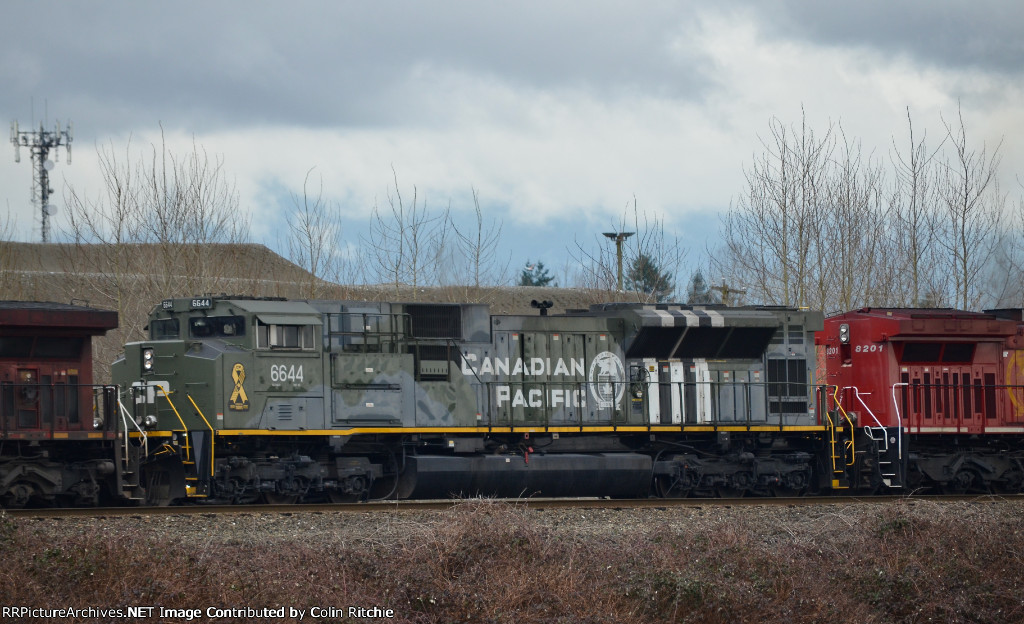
[262,492,300,505]
[327,491,361,504]
[653,475,691,498]
[943,469,989,495]
[2,481,35,509]
[715,487,746,498]
[328,475,370,503]
[994,470,1024,495]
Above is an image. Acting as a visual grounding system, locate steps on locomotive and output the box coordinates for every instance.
[867,426,901,488]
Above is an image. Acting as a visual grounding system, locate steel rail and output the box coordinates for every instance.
[4,494,1021,519]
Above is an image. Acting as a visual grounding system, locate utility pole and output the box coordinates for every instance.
[714,282,746,307]
[602,231,634,291]
[11,119,73,243]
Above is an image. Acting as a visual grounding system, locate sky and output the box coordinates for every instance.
[2,1,1023,288]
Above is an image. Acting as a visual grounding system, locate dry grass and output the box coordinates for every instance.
[3,500,1024,623]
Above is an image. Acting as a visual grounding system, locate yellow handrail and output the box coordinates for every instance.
[830,385,856,467]
[157,387,191,464]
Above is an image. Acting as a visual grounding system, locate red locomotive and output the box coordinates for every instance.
[0,301,137,507]
[818,308,1024,493]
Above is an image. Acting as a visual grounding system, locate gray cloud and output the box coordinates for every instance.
[744,1,1024,74]
[1,2,713,133]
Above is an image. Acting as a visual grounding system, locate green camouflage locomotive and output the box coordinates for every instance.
[113,296,832,504]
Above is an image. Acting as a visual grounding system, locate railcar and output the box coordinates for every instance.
[818,308,1024,493]
[113,296,848,505]
[0,301,135,507]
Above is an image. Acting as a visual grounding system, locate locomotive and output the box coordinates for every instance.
[111,296,835,505]
[0,301,135,507]
[818,307,1024,493]
[12,294,1021,508]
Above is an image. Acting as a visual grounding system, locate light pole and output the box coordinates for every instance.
[602,231,635,291]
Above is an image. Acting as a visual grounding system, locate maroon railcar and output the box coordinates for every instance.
[0,301,124,506]
[818,308,1024,493]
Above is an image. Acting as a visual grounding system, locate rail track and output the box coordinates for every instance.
[3,494,1020,519]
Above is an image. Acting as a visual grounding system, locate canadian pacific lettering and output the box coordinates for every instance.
[461,355,585,378]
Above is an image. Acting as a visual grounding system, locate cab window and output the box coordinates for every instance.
[189,316,246,338]
[149,318,180,340]
[256,322,315,350]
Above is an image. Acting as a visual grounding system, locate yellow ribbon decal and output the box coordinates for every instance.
[229,363,249,411]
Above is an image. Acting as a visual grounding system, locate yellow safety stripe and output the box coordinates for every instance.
[131,424,827,438]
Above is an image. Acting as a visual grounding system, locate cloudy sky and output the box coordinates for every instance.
[2,1,1023,285]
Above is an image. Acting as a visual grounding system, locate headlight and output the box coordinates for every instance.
[142,347,155,372]
[143,414,158,429]
[839,323,850,344]
[93,416,103,429]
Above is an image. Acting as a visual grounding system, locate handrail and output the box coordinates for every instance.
[474,379,810,427]
[890,382,908,460]
[830,385,856,466]
[841,386,887,430]
[116,390,148,455]
[157,387,192,465]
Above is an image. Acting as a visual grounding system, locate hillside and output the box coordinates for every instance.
[0,242,639,381]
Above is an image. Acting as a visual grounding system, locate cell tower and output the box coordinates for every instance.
[10,119,73,243]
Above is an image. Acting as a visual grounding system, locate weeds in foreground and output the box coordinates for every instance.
[2,501,1023,623]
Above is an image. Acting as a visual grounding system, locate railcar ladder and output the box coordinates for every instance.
[828,386,855,489]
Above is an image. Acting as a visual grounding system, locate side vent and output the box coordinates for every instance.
[406,304,463,339]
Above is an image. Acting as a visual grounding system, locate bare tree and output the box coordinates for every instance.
[60,130,254,377]
[365,168,450,299]
[287,168,349,298]
[818,131,889,312]
[720,111,835,308]
[452,188,508,287]
[937,106,1005,309]
[887,108,947,306]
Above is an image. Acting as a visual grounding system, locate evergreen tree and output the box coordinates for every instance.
[519,260,555,287]
[686,270,720,304]
[626,253,674,301]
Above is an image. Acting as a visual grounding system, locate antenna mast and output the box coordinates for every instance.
[10,118,73,243]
